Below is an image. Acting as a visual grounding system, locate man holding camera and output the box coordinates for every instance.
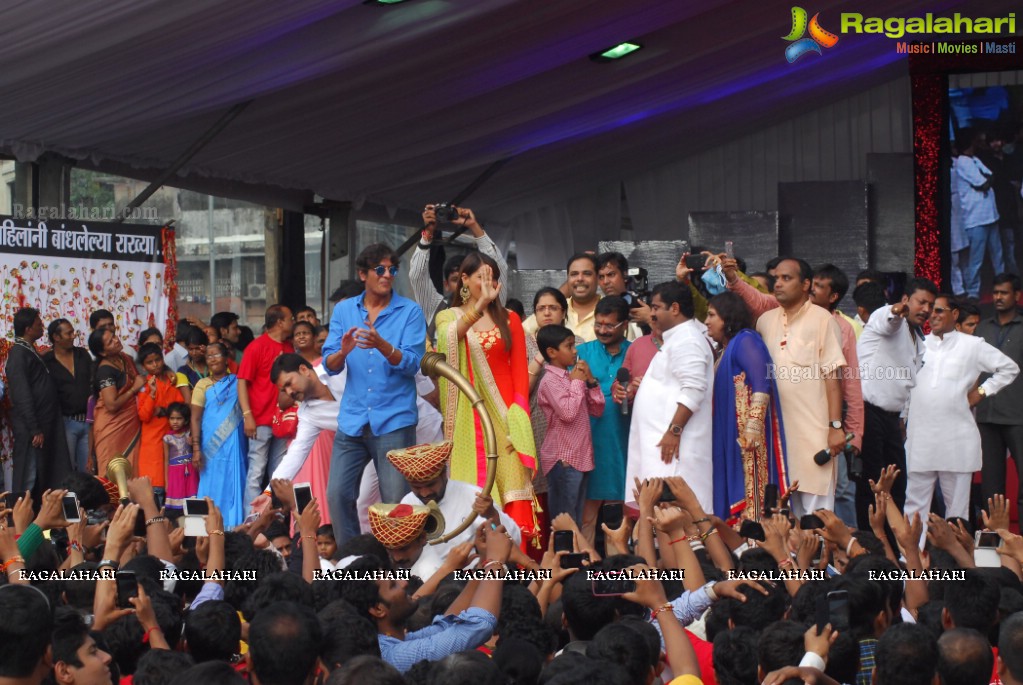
[412,204,509,344]
[595,252,648,340]
[904,295,1017,523]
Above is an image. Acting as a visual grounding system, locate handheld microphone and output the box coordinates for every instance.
[616,368,631,416]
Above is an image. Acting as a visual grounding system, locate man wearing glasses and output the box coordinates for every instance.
[323,243,427,543]
[576,295,632,543]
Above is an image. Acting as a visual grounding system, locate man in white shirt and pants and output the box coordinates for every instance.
[905,294,1018,523]
[856,278,935,528]
[626,281,714,512]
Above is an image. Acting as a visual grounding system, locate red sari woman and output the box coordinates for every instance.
[436,253,539,550]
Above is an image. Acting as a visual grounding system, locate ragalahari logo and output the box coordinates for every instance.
[783,7,839,62]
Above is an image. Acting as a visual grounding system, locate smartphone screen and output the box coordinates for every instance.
[762,484,779,516]
[592,573,637,596]
[660,482,676,502]
[602,503,624,531]
[738,520,766,542]
[976,531,1001,548]
[685,254,706,270]
[115,571,139,609]
[184,498,210,517]
[553,530,574,554]
[827,590,850,632]
[561,552,589,569]
[3,492,19,510]
[293,483,313,515]
[61,493,81,523]
[800,514,825,530]
[133,508,149,537]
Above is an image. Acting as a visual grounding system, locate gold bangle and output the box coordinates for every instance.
[242,410,252,416]
[209,530,225,537]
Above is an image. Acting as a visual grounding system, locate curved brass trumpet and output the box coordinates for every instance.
[423,499,446,542]
[419,351,498,545]
[106,457,133,505]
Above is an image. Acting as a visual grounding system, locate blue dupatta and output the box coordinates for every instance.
[711,329,788,522]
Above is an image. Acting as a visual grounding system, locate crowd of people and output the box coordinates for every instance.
[3,203,1023,685]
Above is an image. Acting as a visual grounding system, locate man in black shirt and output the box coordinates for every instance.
[43,319,93,473]
[6,308,72,493]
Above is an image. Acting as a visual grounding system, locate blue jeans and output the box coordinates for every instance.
[244,426,287,508]
[64,418,90,473]
[547,461,589,525]
[965,222,1004,298]
[328,424,415,545]
[834,452,857,528]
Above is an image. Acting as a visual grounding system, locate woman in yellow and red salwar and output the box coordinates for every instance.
[436,252,539,553]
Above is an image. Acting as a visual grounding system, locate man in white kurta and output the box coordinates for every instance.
[626,281,714,513]
[905,295,1019,521]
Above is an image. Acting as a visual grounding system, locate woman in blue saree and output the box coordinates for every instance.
[706,293,788,523]
[190,342,248,528]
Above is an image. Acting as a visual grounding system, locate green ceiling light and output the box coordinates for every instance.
[591,41,642,62]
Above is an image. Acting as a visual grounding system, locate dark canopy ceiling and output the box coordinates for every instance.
[0,0,1014,219]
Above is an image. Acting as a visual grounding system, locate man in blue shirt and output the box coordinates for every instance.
[336,523,512,674]
[322,243,426,543]
[576,295,631,544]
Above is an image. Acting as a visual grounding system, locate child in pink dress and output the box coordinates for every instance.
[164,402,199,514]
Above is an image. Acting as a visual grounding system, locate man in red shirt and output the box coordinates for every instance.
[238,305,294,507]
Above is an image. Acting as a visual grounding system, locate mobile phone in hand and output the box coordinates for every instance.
[592,572,637,596]
[738,519,766,542]
[553,530,574,554]
[762,484,779,517]
[602,503,624,530]
[561,552,589,569]
[660,482,676,502]
[115,571,139,609]
[61,493,82,523]
[800,514,825,530]
[293,482,313,515]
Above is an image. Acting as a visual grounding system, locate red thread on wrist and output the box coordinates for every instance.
[142,626,161,644]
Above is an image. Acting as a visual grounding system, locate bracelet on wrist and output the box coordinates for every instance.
[98,559,119,571]
[650,602,674,619]
[209,530,225,537]
[669,536,687,545]
[142,626,161,644]
[845,537,857,556]
[1,556,25,573]
[146,516,166,527]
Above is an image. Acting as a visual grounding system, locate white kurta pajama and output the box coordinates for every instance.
[626,319,715,513]
[905,330,1018,521]
[401,479,522,581]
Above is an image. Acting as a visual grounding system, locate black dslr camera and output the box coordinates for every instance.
[626,267,650,307]
[433,204,460,223]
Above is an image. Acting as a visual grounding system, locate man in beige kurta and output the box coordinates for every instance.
[725,258,847,517]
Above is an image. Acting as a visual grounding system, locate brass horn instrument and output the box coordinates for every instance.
[419,351,498,545]
[106,457,133,505]
[423,499,446,542]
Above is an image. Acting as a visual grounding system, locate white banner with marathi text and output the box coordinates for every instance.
[0,217,175,347]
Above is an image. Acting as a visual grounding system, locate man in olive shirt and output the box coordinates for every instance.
[977,273,1023,513]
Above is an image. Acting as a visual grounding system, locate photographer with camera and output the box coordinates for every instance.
[412,204,509,344]
[595,252,649,338]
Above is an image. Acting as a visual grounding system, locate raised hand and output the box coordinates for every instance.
[869,465,901,495]
[340,326,358,356]
[983,494,1011,532]
[478,265,501,306]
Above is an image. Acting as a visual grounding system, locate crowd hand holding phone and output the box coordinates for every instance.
[298,497,321,540]
[760,515,792,561]
[982,494,1011,531]
[621,563,670,610]
[268,478,297,513]
[600,512,633,556]
[804,621,838,663]
[996,529,1023,564]
[796,529,824,570]
[128,585,169,649]
[814,510,853,551]
[665,476,705,518]
[33,489,72,531]
[634,477,663,517]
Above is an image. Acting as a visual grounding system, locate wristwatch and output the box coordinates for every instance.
[669,424,683,436]
[977,386,987,397]
[829,420,843,430]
